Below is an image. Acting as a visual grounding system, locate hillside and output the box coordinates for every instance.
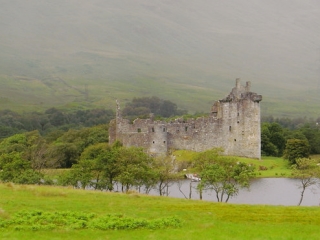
[0,0,320,117]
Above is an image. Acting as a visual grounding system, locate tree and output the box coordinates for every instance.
[261,126,278,156]
[80,142,122,191]
[192,148,224,199]
[283,139,310,165]
[159,100,177,118]
[48,125,109,168]
[299,124,320,154]
[58,160,93,189]
[50,142,79,168]
[192,149,255,202]
[0,152,43,184]
[22,131,54,171]
[261,122,286,156]
[122,96,187,119]
[0,133,27,154]
[292,158,320,206]
[197,158,254,202]
[116,147,156,193]
[152,156,177,196]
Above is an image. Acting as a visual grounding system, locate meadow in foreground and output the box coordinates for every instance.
[1,183,320,240]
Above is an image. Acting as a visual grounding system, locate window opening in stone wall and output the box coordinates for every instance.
[237,112,239,116]
[152,127,154,132]
[234,139,236,141]
[229,126,231,131]
[185,126,188,131]
[137,128,141,133]
[153,141,155,144]
[163,141,166,144]
[237,121,240,123]
[163,128,166,132]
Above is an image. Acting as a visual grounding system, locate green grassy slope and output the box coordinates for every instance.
[1,0,320,117]
[1,183,320,239]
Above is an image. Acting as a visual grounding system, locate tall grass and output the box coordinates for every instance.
[1,183,320,239]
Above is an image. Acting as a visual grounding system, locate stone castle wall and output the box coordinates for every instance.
[109,79,262,159]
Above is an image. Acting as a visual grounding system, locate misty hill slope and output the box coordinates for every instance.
[0,0,320,117]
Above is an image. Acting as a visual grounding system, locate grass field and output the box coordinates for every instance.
[1,183,320,240]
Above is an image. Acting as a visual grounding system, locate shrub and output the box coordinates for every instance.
[0,210,181,231]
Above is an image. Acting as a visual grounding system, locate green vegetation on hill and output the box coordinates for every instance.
[1,1,320,117]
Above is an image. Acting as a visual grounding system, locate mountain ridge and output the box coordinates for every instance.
[0,0,320,117]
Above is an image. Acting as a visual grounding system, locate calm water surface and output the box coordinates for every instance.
[147,178,320,206]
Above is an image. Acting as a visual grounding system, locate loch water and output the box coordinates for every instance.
[145,178,320,206]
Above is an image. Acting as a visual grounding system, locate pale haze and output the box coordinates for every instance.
[0,0,320,116]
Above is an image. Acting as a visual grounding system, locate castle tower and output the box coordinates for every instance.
[148,124,168,155]
[218,79,262,159]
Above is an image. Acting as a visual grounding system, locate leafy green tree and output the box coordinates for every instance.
[261,124,276,156]
[0,125,20,139]
[192,148,224,170]
[24,136,51,171]
[197,158,254,202]
[292,158,320,206]
[299,124,320,154]
[67,160,94,189]
[0,152,42,184]
[198,158,254,202]
[47,125,109,168]
[152,156,177,196]
[283,139,310,165]
[50,142,79,168]
[192,149,255,202]
[0,133,27,154]
[116,147,156,193]
[192,148,224,199]
[122,96,187,119]
[159,100,178,118]
[261,123,285,156]
[14,169,43,184]
[45,108,68,127]
[80,142,121,191]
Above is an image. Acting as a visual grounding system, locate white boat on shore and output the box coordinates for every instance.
[185,173,201,182]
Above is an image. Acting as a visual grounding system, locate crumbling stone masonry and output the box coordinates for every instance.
[109,78,262,159]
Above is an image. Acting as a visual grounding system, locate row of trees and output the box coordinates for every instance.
[1,126,317,205]
[0,96,187,140]
[0,108,115,139]
[262,115,320,130]
[0,124,109,180]
[261,122,320,161]
[0,126,255,202]
[59,141,177,196]
[59,146,255,203]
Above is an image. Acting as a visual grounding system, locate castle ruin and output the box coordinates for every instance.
[109,78,262,159]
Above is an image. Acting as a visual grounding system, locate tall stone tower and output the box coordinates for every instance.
[212,78,262,158]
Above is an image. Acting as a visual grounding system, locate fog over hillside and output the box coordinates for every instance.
[0,0,320,116]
